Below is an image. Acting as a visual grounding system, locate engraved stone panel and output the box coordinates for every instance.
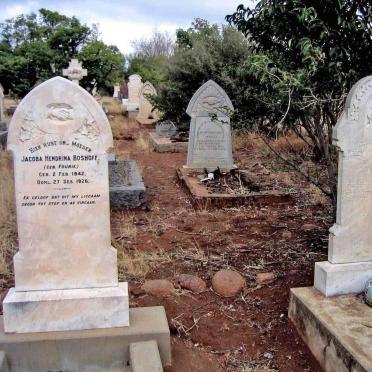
[186,80,234,170]
[7,76,116,291]
[138,82,157,120]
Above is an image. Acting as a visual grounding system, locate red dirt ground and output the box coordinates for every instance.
[110,116,332,371]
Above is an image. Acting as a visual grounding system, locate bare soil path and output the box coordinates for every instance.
[110,115,330,372]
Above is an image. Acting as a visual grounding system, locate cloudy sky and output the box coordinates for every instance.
[0,0,250,53]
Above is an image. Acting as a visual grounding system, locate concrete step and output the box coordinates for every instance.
[130,340,163,372]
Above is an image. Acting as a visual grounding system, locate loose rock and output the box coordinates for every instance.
[256,272,276,284]
[212,269,245,297]
[174,274,207,293]
[302,223,318,231]
[142,279,175,298]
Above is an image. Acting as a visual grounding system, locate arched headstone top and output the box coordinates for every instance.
[7,76,113,153]
[186,80,234,118]
[333,76,372,153]
[140,81,156,96]
[129,74,142,83]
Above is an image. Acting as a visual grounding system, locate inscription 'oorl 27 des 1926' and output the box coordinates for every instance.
[7,77,116,291]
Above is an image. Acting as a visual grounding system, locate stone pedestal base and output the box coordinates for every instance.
[0,306,170,372]
[148,132,188,153]
[314,261,372,296]
[3,283,129,333]
[289,287,372,372]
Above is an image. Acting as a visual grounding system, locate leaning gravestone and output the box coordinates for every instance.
[186,80,234,170]
[314,75,372,296]
[137,81,157,120]
[156,120,177,137]
[4,76,128,333]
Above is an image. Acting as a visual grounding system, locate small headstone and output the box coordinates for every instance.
[3,76,128,333]
[113,85,120,98]
[0,83,5,122]
[156,120,177,137]
[138,82,157,120]
[314,76,372,296]
[62,58,87,85]
[186,80,234,170]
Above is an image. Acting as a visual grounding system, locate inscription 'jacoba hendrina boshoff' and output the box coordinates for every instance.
[3,76,129,333]
[186,80,234,170]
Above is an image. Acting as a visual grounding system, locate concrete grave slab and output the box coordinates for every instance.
[148,132,188,153]
[109,160,147,210]
[0,306,170,372]
[130,340,163,372]
[289,287,372,372]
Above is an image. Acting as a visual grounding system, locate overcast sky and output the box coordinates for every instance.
[0,0,251,53]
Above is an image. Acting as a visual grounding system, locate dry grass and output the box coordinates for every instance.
[0,149,17,287]
[117,249,172,281]
[101,97,123,115]
[135,132,151,153]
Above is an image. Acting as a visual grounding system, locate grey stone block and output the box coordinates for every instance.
[0,306,171,372]
[130,340,163,372]
[109,160,147,210]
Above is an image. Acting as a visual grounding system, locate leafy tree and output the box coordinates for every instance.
[226,1,372,202]
[151,19,250,128]
[79,41,124,94]
[0,8,122,97]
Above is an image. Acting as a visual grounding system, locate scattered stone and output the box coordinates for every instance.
[281,231,292,238]
[302,223,318,231]
[212,269,245,297]
[256,272,276,284]
[142,279,175,298]
[174,274,207,293]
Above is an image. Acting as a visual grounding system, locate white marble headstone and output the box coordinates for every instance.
[113,85,120,98]
[128,74,143,104]
[314,75,372,296]
[186,80,234,170]
[3,77,128,333]
[138,82,157,120]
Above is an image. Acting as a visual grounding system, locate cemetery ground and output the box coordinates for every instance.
[0,98,332,371]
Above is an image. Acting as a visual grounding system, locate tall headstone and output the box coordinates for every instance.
[137,81,157,120]
[314,76,372,296]
[4,76,128,333]
[186,80,234,170]
[63,58,87,85]
[128,74,142,105]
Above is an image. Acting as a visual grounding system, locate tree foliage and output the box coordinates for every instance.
[151,19,250,128]
[0,8,123,96]
[226,0,372,201]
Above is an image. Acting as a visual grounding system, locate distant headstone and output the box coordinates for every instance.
[62,58,87,85]
[128,74,142,104]
[186,80,234,170]
[138,82,157,120]
[156,120,177,137]
[0,83,4,123]
[314,75,372,296]
[113,85,120,98]
[3,76,128,333]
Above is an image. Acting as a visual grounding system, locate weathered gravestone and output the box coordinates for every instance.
[314,76,372,296]
[113,85,120,98]
[0,83,6,149]
[137,81,157,120]
[156,120,177,137]
[3,76,129,333]
[63,58,87,85]
[186,80,234,170]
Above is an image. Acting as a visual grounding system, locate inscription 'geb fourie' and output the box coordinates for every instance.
[7,76,116,292]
